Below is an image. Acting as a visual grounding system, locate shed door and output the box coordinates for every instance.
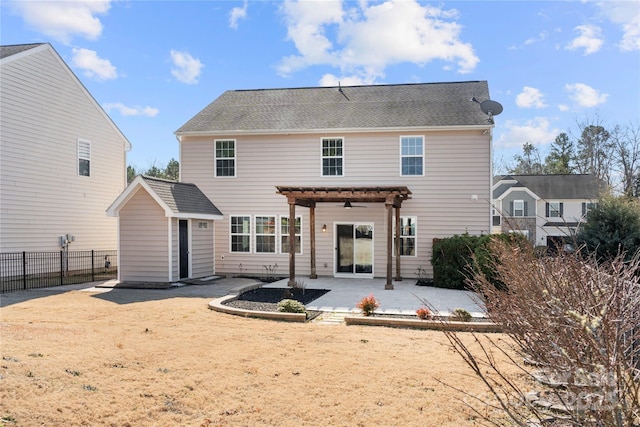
[179,220,189,279]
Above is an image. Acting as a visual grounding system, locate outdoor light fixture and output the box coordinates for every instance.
[322,224,327,233]
[343,201,352,209]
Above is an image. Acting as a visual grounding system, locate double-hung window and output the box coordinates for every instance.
[400,136,424,176]
[396,216,417,256]
[280,216,302,254]
[215,140,236,177]
[321,137,343,176]
[513,200,525,217]
[255,216,276,253]
[78,139,91,177]
[230,216,251,253]
[546,202,563,218]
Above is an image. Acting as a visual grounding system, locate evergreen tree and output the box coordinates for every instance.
[545,132,574,174]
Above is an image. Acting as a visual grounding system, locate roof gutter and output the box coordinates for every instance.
[174,124,494,138]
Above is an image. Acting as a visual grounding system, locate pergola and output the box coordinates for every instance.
[276,186,412,290]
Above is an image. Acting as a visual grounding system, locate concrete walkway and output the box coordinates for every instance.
[1,276,485,317]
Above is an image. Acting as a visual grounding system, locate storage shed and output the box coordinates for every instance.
[107,175,223,284]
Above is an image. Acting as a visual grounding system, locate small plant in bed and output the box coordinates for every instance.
[277,299,306,314]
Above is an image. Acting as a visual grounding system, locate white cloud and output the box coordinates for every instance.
[170,50,204,84]
[565,24,604,55]
[103,102,159,117]
[9,0,111,44]
[564,83,609,107]
[319,73,370,86]
[495,117,561,149]
[515,86,547,109]
[71,48,117,81]
[596,1,640,51]
[278,0,478,83]
[229,1,248,29]
[558,104,570,112]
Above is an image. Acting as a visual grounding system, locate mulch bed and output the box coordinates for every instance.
[223,287,330,321]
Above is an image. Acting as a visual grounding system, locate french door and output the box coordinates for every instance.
[335,223,374,276]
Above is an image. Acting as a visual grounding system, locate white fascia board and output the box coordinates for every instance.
[173,213,224,221]
[496,186,541,201]
[174,124,493,138]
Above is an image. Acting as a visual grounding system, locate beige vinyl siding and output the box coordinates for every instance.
[192,220,214,278]
[119,189,169,282]
[0,46,127,252]
[170,218,179,280]
[181,130,491,278]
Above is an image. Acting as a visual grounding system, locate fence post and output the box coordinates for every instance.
[60,251,64,285]
[91,250,95,282]
[22,251,27,290]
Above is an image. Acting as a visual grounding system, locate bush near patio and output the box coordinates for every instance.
[431,233,529,290]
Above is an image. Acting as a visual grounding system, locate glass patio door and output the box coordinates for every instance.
[335,223,374,276]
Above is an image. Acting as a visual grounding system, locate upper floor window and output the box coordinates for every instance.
[582,202,597,217]
[255,216,276,253]
[78,139,91,177]
[280,216,302,254]
[321,137,343,176]
[400,136,424,176]
[215,140,235,177]
[512,200,526,217]
[230,215,250,253]
[546,202,563,218]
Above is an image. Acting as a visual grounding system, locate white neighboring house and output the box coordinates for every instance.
[0,43,131,252]
[492,174,606,249]
[175,81,497,289]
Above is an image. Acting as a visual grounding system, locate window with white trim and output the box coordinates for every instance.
[395,216,417,256]
[255,216,276,253]
[513,200,525,217]
[230,216,250,252]
[546,202,563,218]
[400,136,424,176]
[78,139,91,177]
[280,216,302,254]
[321,137,343,176]
[215,140,236,177]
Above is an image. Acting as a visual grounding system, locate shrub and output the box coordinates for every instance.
[416,307,432,320]
[436,239,640,426]
[277,299,306,314]
[356,294,380,316]
[451,308,471,322]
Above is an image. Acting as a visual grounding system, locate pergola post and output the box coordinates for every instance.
[385,200,394,290]
[309,202,317,279]
[394,206,402,281]
[288,197,296,286]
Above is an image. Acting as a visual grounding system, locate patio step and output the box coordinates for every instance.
[313,311,350,325]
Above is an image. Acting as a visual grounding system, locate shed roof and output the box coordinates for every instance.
[175,81,493,135]
[493,174,606,200]
[107,175,223,219]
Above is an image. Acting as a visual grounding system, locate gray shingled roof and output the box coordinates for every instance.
[0,43,44,59]
[493,174,606,199]
[142,176,222,217]
[175,81,492,134]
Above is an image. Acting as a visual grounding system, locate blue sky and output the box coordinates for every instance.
[2,0,639,173]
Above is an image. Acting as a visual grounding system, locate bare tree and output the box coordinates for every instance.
[510,142,546,175]
[611,123,640,197]
[431,241,640,426]
[573,115,613,185]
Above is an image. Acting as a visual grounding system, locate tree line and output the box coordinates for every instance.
[127,158,179,184]
[506,117,640,197]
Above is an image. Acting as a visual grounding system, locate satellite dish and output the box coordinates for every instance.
[480,99,503,117]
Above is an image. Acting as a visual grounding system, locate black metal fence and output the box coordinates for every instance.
[0,250,117,293]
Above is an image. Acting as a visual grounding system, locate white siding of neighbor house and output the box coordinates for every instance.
[0,45,128,252]
[180,130,491,279]
[192,219,214,278]
[118,189,169,282]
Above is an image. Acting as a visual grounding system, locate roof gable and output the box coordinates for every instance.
[176,81,493,135]
[493,174,606,200]
[107,175,223,219]
[1,42,132,152]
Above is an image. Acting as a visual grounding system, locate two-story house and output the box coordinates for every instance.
[0,43,131,252]
[170,81,495,289]
[492,174,606,249]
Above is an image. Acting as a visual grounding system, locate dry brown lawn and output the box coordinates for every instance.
[1,289,523,426]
